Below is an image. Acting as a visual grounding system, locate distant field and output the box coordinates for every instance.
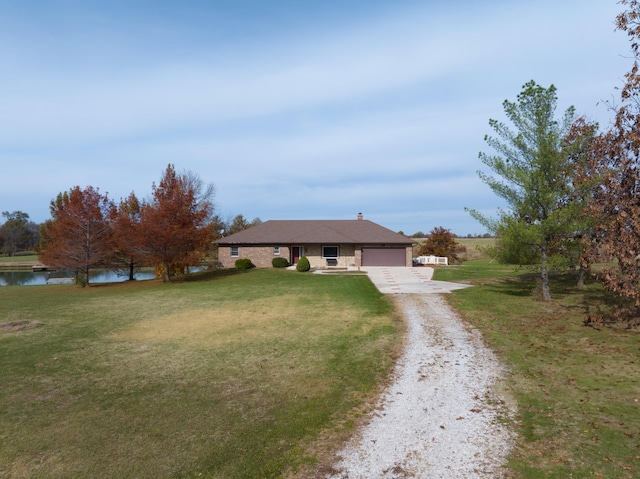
[454,237,495,248]
[455,237,494,261]
[411,237,495,261]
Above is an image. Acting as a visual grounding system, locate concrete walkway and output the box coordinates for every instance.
[362,266,471,294]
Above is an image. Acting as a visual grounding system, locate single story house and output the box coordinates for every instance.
[214,214,414,268]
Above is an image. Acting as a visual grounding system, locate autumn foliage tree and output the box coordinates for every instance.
[561,117,599,287]
[418,226,458,263]
[40,186,114,285]
[110,192,146,281]
[581,0,640,326]
[138,165,215,282]
[38,165,217,285]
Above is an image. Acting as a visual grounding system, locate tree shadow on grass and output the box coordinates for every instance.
[481,275,538,297]
[174,268,248,283]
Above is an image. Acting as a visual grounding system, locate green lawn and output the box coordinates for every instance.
[435,260,640,478]
[5,260,638,478]
[0,269,401,478]
[0,254,38,264]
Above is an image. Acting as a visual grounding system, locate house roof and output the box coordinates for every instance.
[214,220,413,245]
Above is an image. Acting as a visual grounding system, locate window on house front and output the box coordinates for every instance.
[230,246,239,257]
[322,246,339,258]
[274,246,280,255]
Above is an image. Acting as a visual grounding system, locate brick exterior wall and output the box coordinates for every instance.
[217,244,412,268]
[217,245,290,268]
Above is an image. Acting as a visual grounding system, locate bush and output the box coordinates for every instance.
[296,256,310,272]
[235,258,254,270]
[272,257,289,268]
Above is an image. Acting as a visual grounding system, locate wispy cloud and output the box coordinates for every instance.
[0,0,632,234]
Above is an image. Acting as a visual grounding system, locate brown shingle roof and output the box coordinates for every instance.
[214,220,413,245]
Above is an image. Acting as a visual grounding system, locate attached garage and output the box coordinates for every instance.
[362,248,407,266]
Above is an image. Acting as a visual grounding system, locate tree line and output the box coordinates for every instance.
[467,0,640,326]
[0,211,40,256]
[27,164,257,285]
[37,165,215,284]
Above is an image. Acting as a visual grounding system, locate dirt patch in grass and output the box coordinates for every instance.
[110,295,365,348]
[0,320,44,332]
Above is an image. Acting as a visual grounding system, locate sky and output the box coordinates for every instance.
[0,0,633,236]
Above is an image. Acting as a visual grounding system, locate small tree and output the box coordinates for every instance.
[418,226,458,263]
[227,214,261,235]
[110,192,147,281]
[467,80,593,301]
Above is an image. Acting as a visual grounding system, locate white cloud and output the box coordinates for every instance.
[0,0,632,234]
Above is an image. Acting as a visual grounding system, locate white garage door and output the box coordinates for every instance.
[362,248,406,266]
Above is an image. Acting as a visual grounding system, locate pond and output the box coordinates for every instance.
[0,269,158,286]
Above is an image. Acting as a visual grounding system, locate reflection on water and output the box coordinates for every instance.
[0,269,157,286]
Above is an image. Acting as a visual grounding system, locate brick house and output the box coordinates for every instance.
[214,214,414,269]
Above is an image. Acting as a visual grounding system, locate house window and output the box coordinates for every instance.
[322,246,339,258]
[274,246,280,255]
[230,246,239,257]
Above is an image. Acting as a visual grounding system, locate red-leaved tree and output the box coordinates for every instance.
[110,192,148,281]
[139,165,214,282]
[40,186,114,285]
[582,0,640,326]
[418,226,459,263]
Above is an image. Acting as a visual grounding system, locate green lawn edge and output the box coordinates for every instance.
[435,260,640,478]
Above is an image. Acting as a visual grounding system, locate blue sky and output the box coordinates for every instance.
[0,0,631,235]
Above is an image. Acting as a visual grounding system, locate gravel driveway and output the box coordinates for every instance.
[324,269,516,478]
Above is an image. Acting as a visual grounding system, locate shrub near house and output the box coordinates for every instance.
[235,258,254,270]
[272,257,289,268]
[296,256,310,272]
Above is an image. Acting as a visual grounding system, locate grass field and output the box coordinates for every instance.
[0,255,39,263]
[0,255,39,269]
[435,260,640,478]
[0,269,402,478]
[4,258,639,478]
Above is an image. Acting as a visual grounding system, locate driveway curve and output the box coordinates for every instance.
[323,268,515,478]
[362,266,471,294]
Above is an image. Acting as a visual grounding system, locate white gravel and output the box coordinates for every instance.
[326,294,516,479]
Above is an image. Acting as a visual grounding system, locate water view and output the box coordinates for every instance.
[0,269,157,286]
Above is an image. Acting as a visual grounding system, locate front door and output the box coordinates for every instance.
[291,246,302,264]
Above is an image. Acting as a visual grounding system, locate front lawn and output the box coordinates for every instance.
[0,269,401,478]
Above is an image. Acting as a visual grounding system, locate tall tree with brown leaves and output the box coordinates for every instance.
[139,165,214,282]
[110,192,147,281]
[582,0,640,326]
[40,186,114,286]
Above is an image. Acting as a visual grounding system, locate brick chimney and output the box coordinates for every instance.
[357,212,363,220]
